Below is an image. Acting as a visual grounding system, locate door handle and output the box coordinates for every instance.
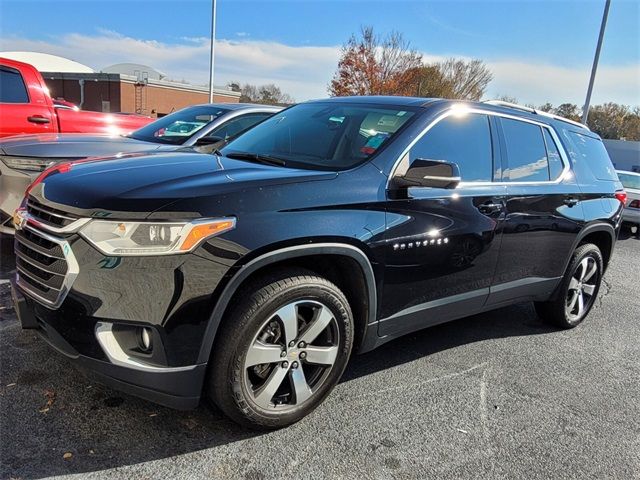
[564,197,579,207]
[27,115,51,124]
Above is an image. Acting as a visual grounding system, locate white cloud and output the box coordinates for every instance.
[1,30,638,106]
[485,60,640,107]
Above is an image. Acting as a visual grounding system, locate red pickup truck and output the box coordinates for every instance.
[0,57,152,138]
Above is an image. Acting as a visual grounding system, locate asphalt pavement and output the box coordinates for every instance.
[1,231,639,479]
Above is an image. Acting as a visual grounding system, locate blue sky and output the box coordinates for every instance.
[1,0,638,105]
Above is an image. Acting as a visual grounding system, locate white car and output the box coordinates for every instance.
[616,170,640,229]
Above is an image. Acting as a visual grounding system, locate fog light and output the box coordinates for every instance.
[138,327,153,352]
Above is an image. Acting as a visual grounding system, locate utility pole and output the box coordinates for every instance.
[582,0,611,125]
[208,0,218,103]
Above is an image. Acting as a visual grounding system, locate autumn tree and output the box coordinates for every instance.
[554,103,581,122]
[329,27,423,96]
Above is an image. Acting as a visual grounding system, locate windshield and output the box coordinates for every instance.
[618,172,640,190]
[128,105,230,144]
[220,103,416,170]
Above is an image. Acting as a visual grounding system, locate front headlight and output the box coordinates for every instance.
[80,218,236,256]
[1,156,57,172]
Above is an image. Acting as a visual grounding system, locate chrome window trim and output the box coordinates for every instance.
[387,107,572,190]
[15,224,79,309]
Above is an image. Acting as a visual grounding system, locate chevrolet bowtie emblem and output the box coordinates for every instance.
[13,208,28,231]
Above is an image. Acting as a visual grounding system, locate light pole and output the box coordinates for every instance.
[582,0,611,125]
[208,0,218,103]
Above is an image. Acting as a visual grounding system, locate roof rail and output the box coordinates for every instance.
[483,100,536,114]
[482,100,589,131]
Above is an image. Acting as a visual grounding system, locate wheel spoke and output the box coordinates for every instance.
[567,291,579,312]
[583,259,598,282]
[578,258,590,280]
[245,341,283,368]
[275,303,299,345]
[577,291,585,316]
[304,345,339,365]
[299,306,334,345]
[568,277,580,291]
[290,367,313,404]
[254,365,289,409]
[582,283,596,296]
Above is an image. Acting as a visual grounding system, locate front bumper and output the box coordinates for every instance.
[12,279,206,409]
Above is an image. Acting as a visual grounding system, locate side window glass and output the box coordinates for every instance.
[210,113,271,140]
[501,118,549,182]
[410,113,493,182]
[0,66,29,103]
[543,129,564,180]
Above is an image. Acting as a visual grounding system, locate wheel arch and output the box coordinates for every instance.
[196,243,378,364]
[569,222,616,272]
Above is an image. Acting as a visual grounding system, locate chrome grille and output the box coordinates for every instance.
[14,224,79,309]
[26,198,78,228]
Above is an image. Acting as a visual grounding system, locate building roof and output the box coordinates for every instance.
[0,51,94,73]
[102,63,167,80]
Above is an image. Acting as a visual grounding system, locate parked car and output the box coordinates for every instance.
[0,57,152,138]
[11,97,624,429]
[616,170,640,231]
[0,103,280,233]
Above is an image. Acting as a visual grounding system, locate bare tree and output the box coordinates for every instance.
[435,58,493,101]
[237,83,294,105]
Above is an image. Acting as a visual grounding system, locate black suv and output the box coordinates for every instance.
[11,97,624,429]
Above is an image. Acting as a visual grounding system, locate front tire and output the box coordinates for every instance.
[207,270,354,429]
[534,243,604,328]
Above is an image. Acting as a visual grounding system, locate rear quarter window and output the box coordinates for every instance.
[567,132,617,181]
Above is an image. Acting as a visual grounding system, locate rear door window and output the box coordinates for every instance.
[500,118,550,182]
[0,66,29,103]
[410,113,494,182]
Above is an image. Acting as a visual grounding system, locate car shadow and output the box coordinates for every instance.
[1,285,556,480]
[0,230,578,478]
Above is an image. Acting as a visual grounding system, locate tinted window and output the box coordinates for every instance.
[501,118,549,182]
[568,132,617,181]
[209,113,272,140]
[543,129,564,180]
[617,173,640,190]
[410,113,493,182]
[221,103,415,170]
[0,66,29,103]
[128,105,230,144]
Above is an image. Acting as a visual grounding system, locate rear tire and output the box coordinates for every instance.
[534,243,603,329]
[207,269,354,429]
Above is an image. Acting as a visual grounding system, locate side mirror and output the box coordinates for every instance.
[194,135,225,146]
[392,158,461,190]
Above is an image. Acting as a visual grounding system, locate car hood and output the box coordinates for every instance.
[31,150,336,217]
[0,133,175,159]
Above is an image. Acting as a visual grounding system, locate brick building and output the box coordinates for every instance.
[0,52,240,118]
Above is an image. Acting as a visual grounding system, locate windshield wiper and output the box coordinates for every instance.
[225,152,287,167]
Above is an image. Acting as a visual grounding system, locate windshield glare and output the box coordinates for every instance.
[129,106,230,144]
[618,172,640,190]
[220,103,416,170]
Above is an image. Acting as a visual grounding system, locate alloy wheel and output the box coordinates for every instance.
[565,255,599,322]
[243,300,340,411]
